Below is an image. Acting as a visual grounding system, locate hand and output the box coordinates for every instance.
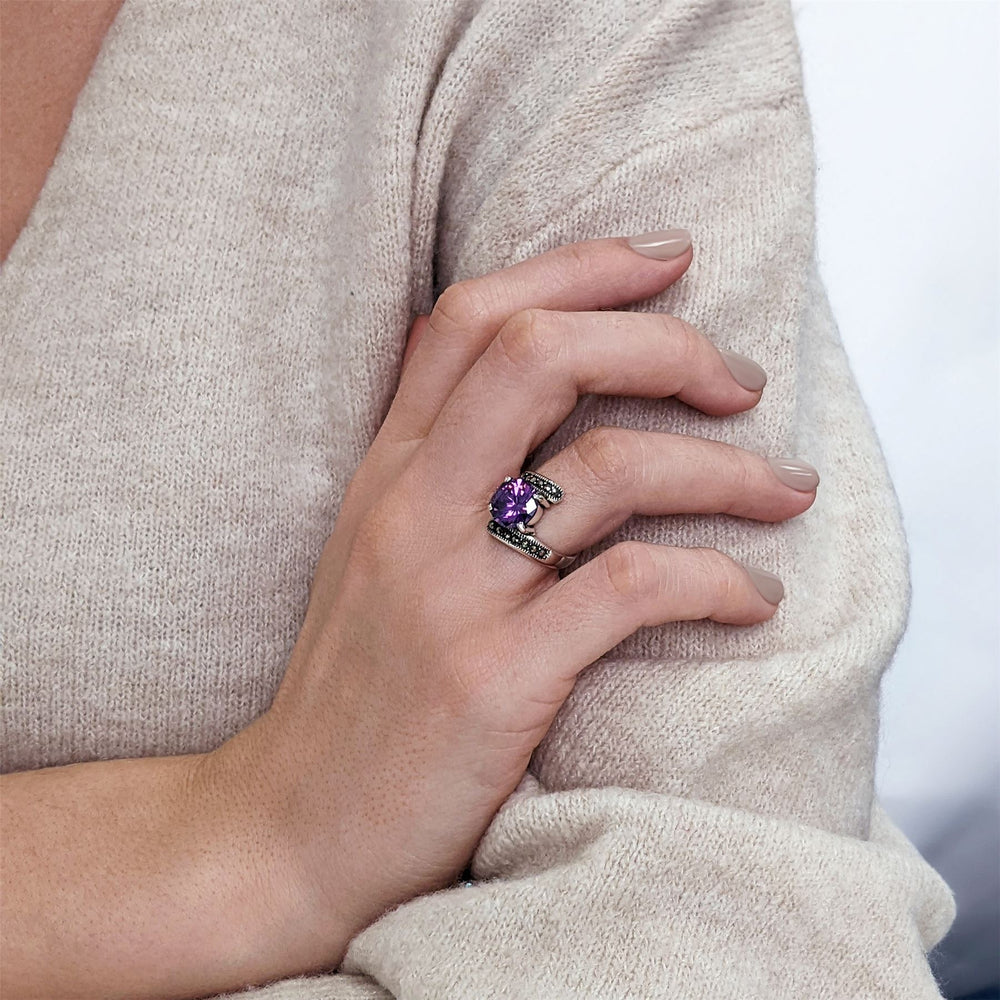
[205,233,818,971]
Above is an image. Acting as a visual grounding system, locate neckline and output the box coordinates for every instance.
[1,0,128,273]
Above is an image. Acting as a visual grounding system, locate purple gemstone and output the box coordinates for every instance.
[490,477,539,527]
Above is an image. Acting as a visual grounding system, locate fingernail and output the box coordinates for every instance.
[766,456,820,492]
[719,348,767,392]
[625,228,691,260]
[742,563,784,605]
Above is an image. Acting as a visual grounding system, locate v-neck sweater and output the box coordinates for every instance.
[0,1,954,997]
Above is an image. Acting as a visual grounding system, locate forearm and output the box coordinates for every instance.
[1,716,351,1000]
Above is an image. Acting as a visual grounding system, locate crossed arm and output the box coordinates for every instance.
[2,2,954,999]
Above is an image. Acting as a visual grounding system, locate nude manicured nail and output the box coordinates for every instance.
[625,228,691,260]
[719,348,767,392]
[766,456,820,492]
[742,564,784,605]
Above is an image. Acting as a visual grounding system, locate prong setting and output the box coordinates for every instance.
[486,470,575,569]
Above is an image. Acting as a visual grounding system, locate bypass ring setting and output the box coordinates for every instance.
[486,470,577,570]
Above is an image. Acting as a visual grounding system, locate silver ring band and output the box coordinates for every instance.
[486,470,578,570]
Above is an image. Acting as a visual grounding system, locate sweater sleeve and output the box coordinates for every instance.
[332,1,956,997]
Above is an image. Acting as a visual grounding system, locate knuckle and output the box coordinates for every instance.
[572,426,634,488]
[690,546,741,602]
[558,239,594,280]
[493,308,558,373]
[602,540,660,603]
[430,280,493,335]
[676,319,705,371]
[718,445,758,515]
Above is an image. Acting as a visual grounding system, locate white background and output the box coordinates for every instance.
[792,2,999,995]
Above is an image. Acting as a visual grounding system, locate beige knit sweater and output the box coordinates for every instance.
[0,1,956,997]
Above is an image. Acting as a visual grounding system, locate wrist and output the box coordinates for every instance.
[196,708,372,975]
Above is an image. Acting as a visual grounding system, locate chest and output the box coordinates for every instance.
[0,1,433,771]
[0,0,123,262]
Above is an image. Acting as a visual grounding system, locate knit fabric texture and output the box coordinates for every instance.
[0,0,956,997]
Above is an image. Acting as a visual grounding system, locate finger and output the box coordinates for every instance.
[401,314,430,374]
[418,308,767,504]
[384,232,693,442]
[525,427,818,557]
[521,543,782,680]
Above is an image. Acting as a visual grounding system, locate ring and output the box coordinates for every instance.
[486,470,577,570]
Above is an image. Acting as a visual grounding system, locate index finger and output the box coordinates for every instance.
[383,230,693,443]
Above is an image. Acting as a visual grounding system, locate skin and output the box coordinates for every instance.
[0,7,818,998]
[0,0,125,263]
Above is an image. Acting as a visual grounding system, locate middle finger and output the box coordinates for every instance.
[384,233,694,444]
[417,307,767,504]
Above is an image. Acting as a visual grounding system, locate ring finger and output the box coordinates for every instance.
[525,426,819,560]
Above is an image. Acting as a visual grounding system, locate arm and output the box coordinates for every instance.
[0,737,353,1000]
[337,1,956,996]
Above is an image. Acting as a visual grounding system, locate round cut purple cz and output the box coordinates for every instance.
[490,476,539,527]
